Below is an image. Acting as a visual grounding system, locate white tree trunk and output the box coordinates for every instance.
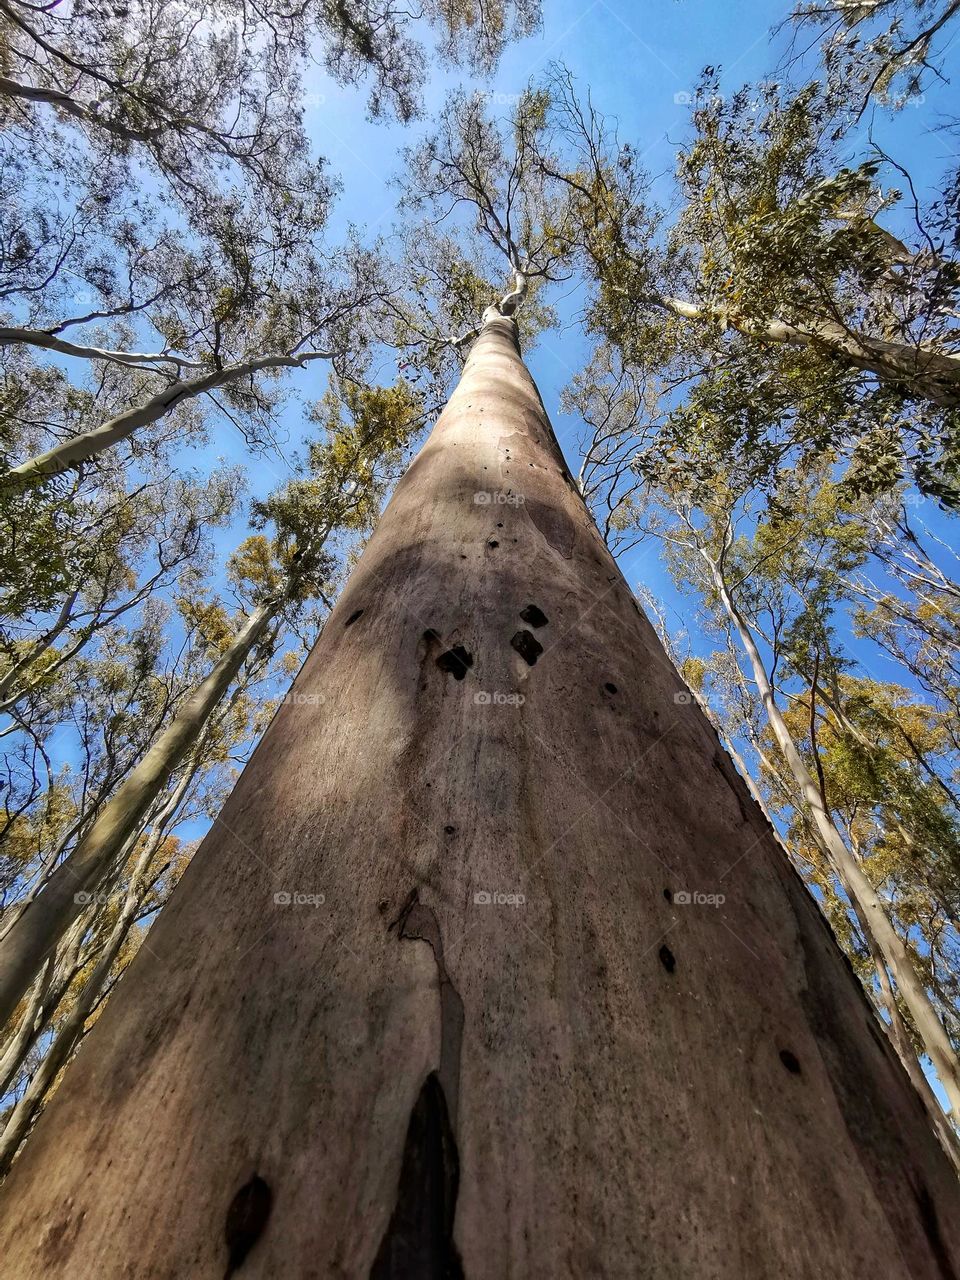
[0,826,164,1175]
[0,313,957,1275]
[652,294,960,407]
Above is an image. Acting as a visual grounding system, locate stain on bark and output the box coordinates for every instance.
[524,497,576,559]
[370,1072,464,1280]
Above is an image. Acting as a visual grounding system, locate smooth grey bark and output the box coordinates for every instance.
[0,313,957,1275]
[0,958,53,1099]
[0,603,276,1032]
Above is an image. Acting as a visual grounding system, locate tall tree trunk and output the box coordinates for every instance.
[0,958,53,1099]
[700,543,960,1121]
[0,752,199,1095]
[0,603,276,1032]
[0,311,957,1275]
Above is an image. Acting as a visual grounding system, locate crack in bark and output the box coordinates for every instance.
[373,891,466,1278]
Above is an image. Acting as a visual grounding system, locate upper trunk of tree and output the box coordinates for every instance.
[0,313,956,1276]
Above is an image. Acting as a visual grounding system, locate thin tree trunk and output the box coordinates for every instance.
[861,912,960,1170]
[701,544,960,1120]
[0,312,957,1276]
[0,603,277,1032]
[0,352,330,488]
[0,757,198,1094]
[0,959,53,1100]
[0,832,160,1176]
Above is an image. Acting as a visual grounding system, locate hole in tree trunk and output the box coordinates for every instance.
[223,1174,272,1278]
[436,647,473,681]
[519,605,548,628]
[510,631,543,666]
[779,1049,802,1075]
[345,609,364,627]
[659,945,676,974]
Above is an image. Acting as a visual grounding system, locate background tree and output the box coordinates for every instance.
[786,0,960,111]
[542,68,960,506]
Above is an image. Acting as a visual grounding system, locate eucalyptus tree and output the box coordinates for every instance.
[543,69,960,506]
[0,0,541,182]
[786,0,960,110]
[0,604,289,1173]
[852,501,960,755]
[0,225,387,485]
[1,94,957,1279]
[0,462,241,717]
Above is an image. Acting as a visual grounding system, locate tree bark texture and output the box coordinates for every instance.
[0,314,957,1277]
